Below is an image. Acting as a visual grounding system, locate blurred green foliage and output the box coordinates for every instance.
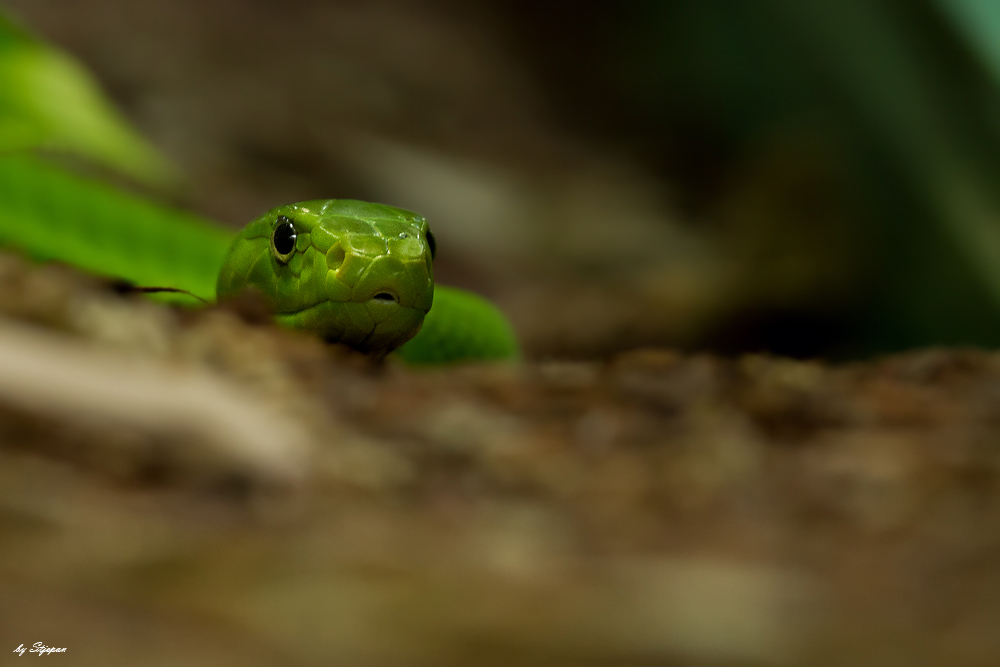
[525,0,1000,354]
[0,11,225,302]
[0,152,229,300]
[0,13,175,186]
[618,0,1000,354]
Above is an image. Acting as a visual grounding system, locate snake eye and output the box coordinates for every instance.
[272,216,297,261]
[425,230,436,260]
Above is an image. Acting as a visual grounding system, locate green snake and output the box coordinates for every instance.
[0,12,517,363]
[0,153,519,363]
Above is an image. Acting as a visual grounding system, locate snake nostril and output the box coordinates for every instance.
[373,292,397,302]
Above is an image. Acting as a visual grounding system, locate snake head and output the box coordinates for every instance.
[216,199,435,355]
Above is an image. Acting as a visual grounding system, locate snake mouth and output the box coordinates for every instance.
[272,290,414,316]
[273,298,427,355]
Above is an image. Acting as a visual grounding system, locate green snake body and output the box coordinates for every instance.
[0,153,519,363]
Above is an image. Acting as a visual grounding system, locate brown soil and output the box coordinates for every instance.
[0,254,997,666]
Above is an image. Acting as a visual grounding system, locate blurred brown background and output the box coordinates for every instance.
[15,0,998,361]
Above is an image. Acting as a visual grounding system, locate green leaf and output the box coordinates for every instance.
[0,13,176,187]
[0,152,231,302]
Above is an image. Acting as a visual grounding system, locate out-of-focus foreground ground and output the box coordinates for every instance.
[4,253,1000,666]
[3,1,1000,665]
